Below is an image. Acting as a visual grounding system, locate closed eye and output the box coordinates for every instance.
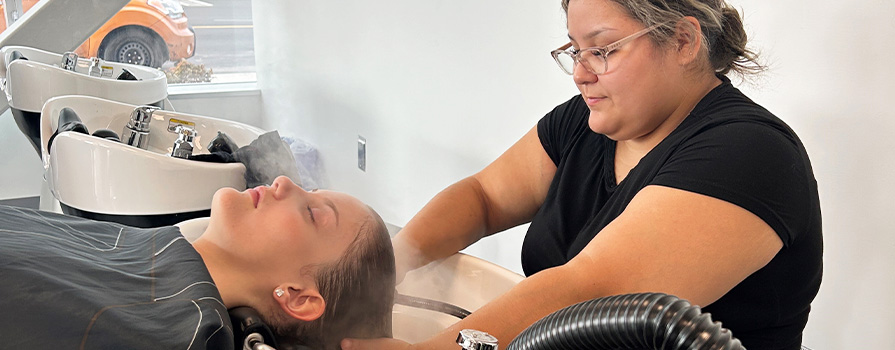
[307,205,316,223]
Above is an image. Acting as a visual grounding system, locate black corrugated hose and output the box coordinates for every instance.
[506,293,745,350]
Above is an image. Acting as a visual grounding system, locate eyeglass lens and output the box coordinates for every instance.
[556,50,606,75]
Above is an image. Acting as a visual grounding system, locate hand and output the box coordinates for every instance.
[340,337,413,350]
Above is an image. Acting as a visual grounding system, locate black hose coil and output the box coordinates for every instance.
[506,293,745,350]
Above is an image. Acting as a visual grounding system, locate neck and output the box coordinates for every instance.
[192,234,253,309]
[620,73,722,155]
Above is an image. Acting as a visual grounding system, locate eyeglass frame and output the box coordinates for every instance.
[550,22,665,75]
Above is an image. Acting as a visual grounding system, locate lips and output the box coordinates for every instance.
[583,95,606,106]
[248,188,260,208]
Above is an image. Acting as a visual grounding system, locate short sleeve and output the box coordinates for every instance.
[651,121,815,246]
[537,95,590,166]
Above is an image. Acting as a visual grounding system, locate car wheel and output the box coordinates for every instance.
[100,27,167,68]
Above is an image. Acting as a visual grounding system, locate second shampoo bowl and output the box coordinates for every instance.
[0,45,167,155]
[40,95,266,227]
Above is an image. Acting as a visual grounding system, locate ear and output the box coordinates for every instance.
[672,16,703,66]
[274,284,326,322]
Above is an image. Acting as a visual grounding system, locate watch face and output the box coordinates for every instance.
[457,329,499,350]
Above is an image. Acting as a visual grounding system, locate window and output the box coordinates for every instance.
[1,0,256,85]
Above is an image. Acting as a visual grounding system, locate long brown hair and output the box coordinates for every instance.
[276,208,396,349]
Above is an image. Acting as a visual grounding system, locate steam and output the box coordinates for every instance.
[281,135,325,191]
[233,130,303,188]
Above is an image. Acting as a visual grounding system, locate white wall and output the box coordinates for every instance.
[252,0,890,347]
[0,108,44,199]
[252,0,578,275]
[726,1,895,348]
[168,89,262,127]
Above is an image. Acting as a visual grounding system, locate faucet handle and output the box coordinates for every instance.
[87,57,113,78]
[171,124,197,159]
[88,57,103,77]
[61,52,79,71]
[173,124,196,139]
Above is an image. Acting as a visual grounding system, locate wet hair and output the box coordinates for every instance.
[273,207,396,350]
[561,0,764,76]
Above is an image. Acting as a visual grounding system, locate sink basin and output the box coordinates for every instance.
[394,253,523,343]
[0,45,167,155]
[175,217,523,344]
[40,95,265,227]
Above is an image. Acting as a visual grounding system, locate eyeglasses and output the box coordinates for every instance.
[551,23,664,75]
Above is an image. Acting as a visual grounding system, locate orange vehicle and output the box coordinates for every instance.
[0,0,195,68]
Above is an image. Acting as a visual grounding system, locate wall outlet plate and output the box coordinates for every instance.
[358,135,366,171]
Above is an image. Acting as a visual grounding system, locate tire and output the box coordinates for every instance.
[100,27,167,68]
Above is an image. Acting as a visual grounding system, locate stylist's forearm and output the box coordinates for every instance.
[413,265,587,350]
[393,177,493,272]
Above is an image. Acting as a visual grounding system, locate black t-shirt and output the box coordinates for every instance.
[521,77,822,350]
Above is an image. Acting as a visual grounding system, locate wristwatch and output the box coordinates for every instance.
[456,329,499,350]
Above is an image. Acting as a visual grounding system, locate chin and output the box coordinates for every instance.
[210,187,245,217]
[212,187,237,204]
[587,113,617,137]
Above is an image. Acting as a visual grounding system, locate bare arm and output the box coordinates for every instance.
[349,185,783,350]
[393,125,556,278]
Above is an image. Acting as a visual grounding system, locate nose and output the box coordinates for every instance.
[572,61,598,85]
[271,176,305,199]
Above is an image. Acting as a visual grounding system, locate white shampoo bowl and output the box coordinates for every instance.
[41,95,265,227]
[393,253,523,343]
[0,45,167,155]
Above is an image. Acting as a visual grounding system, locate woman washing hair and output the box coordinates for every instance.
[345,1,821,350]
[0,176,395,350]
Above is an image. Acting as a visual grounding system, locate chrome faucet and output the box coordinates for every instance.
[87,57,112,78]
[122,106,159,150]
[170,124,197,159]
[61,52,78,71]
[88,57,103,77]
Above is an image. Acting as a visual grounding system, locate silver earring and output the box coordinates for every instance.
[275,288,285,298]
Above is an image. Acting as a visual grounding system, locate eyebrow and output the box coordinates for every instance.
[326,198,340,226]
[568,28,613,43]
